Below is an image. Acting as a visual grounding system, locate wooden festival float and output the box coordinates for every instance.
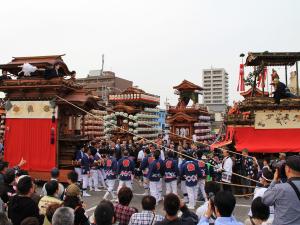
[83,109,106,141]
[212,52,300,153]
[167,80,212,144]
[0,55,101,181]
[104,86,160,142]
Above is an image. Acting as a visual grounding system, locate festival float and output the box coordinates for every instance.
[167,80,213,144]
[212,52,300,153]
[0,55,101,180]
[104,86,160,142]
[83,109,106,140]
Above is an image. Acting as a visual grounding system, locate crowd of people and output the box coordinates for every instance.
[0,137,300,225]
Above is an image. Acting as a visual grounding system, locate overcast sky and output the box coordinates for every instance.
[0,0,299,107]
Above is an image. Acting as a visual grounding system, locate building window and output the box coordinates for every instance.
[213,100,222,103]
[213,70,222,74]
[213,92,222,95]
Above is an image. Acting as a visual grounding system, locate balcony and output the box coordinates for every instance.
[109,93,160,104]
[168,105,208,114]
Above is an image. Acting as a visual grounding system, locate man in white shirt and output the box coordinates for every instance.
[248,167,274,224]
[220,150,233,192]
[137,148,145,162]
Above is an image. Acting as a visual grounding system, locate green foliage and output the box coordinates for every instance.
[243,65,265,87]
[244,72,255,87]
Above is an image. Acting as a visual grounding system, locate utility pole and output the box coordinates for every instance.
[101,54,104,76]
[164,97,170,110]
[97,54,105,99]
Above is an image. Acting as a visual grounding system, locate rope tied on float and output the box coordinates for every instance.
[55,95,260,184]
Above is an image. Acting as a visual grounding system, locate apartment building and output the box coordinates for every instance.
[202,68,229,112]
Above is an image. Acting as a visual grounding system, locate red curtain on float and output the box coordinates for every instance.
[234,126,300,153]
[4,119,56,171]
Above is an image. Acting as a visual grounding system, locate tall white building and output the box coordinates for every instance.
[202,68,229,112]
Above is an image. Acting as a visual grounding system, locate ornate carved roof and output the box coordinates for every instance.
[245,52,300,67]
[7,55,65,65]
[57,90,100,109]
[113,103,138,114]
[0,77,82,91]
[122,86,146,94]
[0,54,72,76]
[167,112,198,123]
[240,87,269,98]
[173,80,203,91]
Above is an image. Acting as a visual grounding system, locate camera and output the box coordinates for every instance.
[271,160,287,180]
[208,192,215,212]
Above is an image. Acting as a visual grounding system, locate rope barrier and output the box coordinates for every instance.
[55,95,260,184]
[234,193,254,197]
[215,181,257,189]
[94,101,256,160]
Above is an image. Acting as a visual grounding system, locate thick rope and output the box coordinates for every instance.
[95,101,256,160]
[55,95,260,184]
[215,181,257,189]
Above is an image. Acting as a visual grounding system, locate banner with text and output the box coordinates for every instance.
[6,101,57,119]
[255,110,300,129]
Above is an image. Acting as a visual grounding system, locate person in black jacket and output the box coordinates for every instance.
[8,176,44,225]
[155,193,197,225]
[63,196,89,225]
[44,63,64,80]
[0,168,16,207]
[273,79,295,104]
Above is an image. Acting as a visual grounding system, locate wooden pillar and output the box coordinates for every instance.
[296,62,299,96]
[75,116,81,130]
[285,65,288,86]
[68,116,73,130]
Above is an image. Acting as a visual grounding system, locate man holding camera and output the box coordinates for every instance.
[262,155,300,225]
[198,191,243,225]
[196,181,221,223]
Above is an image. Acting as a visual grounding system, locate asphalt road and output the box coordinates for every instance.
[81,180,251,224]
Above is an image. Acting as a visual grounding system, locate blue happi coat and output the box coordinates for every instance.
[140,154,154,177]
[81,153,91,175]
[164,158,179,182]
[117,156,135,181]
[104,156,118,180]
[147,159,164,182]
[180,160,200,187]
